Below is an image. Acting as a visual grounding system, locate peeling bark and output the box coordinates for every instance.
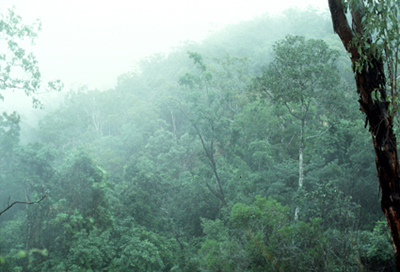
[328,0,400,269]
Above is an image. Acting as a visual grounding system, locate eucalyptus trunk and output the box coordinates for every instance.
[328,0,400,269]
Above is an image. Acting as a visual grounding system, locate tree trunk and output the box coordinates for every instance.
[328,0,400,269]
[299,118,305,192]
[294,117,305,221]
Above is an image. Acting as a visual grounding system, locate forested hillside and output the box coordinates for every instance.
[0,7,395,271]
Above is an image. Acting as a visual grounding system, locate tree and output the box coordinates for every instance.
[177,52,249,206]
[0,113,49,217]
[0,7,62,216]
[327,0,400,269]
[252,36,341,220]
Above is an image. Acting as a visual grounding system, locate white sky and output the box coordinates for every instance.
[1,0,328,91]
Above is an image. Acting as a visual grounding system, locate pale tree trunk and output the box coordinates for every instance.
[328,0,400,269]
[299,118,305,191]
[294,117,305,221]
[285,100,308,220]
[294,104,332,221]
[166,104,178,143]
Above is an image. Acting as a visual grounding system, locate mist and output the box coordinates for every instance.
[0,1,396,271]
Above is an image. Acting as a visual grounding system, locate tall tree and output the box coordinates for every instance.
[327,0,400,268]
[252,36,341,220]
[178,52,249,206]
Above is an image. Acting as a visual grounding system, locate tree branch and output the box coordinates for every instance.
[286,131,297,148]
[171,97,226,204]
[0,194,46,216]
[284,101,301,119]
[159,207,184,252]
[328,0,355,52]
[305,124,333,141]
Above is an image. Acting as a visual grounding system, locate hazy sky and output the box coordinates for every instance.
[2,0,328,92]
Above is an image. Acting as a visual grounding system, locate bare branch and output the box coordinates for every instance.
[159,207,184,252]
[305,124,333,141]
[0,194,46,216]
[284,101,301,119]
[171,97,226,204]
[286,131,297,148]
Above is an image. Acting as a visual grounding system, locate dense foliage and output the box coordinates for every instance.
[0,7,395,271]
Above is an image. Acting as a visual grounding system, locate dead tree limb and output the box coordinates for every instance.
[0,194,47,216]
